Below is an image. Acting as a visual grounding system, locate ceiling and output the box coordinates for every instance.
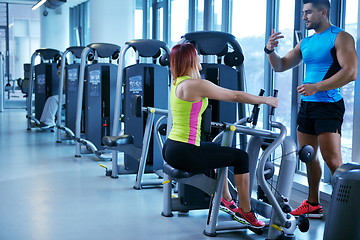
[0,0,37,4]
[0,0,86,7]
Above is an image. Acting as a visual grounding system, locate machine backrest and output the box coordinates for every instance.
[182,31,245,141]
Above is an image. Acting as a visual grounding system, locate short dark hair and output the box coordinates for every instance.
[303,0,330,17]
[303,0,330,11]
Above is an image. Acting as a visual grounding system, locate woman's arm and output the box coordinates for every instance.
[178,79,278,107]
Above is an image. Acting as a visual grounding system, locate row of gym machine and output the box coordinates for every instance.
[23,31,360,240]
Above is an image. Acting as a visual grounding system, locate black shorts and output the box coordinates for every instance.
[297,99,345,136]
[162,139,249,174]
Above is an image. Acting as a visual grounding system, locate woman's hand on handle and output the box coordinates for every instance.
[263,96,279,108]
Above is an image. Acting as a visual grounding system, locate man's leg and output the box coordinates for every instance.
[298,131,321,204]
[40,95,59,126]
[318,132,343,174]
[290,131,324,218]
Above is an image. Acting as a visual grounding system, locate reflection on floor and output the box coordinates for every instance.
[0,109,325,240]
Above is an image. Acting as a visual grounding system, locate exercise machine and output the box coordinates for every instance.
[180,31,246,141]
[101,39,170,187]
[162,30,249,211]
[159,30,311,239]
[323,162,360,240]
[0,52,4,112]
[18,64,31,98]
[162,90,311,239]
[55,46,85,143]
[26,48,62,130]
[102,95,168,189]
[73,43,120,160]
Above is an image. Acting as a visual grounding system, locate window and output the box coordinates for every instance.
[270,0,296,166]
[273,0,295,133]
[213,0,222,31]
[170,0,189,47]
[5,3,40,107]
[158,6,164,41]
[8,4,40,80]
[341,0,358,163]
[152,0,168,43]
[231,1,267,121]
[196,0,204,31]
[69,1,90,46]
[135,0,143,39]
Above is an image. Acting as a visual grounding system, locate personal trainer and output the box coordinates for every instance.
[265,0,357,218]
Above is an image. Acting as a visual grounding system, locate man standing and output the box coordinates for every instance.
[265,0,357,218]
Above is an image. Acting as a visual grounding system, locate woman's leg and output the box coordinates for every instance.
[198,142,251,210]
[234,172,251,212]
[222,171,232,201]
[163,140,264,227]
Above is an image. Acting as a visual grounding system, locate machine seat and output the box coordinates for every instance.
[163,162,197,179]
[102,135,134,147]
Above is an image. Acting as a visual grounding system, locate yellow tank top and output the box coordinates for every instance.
[168,76,208,146]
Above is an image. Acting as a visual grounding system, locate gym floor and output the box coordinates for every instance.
[0,109,326,240]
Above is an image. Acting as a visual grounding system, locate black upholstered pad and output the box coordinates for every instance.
[102,135,134,147]
[163,162,196,179]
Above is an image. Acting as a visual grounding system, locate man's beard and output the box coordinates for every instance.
[305,21,320,31]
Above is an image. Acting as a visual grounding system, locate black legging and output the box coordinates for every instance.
[162,139,249,174]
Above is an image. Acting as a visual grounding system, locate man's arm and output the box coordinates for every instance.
[297,31,358,96]
[265,29,303,72]
[267,44,303,72]
[319,31,357,89]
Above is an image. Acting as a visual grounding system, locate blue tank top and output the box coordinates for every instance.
[300,25,343,102]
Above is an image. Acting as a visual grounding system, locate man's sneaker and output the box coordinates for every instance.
[290,200,323,219]
[233,208,265,229]
[220,198,239,216]
[39,122,55,130]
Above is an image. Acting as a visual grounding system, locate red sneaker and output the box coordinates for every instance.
[220,198,239,216]
[290,200,323,219]
[234,208,265,229]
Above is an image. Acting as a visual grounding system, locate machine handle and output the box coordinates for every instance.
[248,89,265,125]
[269,89,278,117]
[252,89,265,126]
[132,95,143,118]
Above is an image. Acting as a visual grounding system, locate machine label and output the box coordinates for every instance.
[36,74,46,93]
[67,68,78,91]
[129,75,142,93]
[89,70,101,96]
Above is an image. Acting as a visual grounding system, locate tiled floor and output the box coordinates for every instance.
[0,109,326,240]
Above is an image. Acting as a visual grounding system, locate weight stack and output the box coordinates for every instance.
[323,163,360,240]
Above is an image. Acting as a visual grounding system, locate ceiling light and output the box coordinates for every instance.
[32,0,47,10]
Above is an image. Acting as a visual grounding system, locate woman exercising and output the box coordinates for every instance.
[162,43,278,228]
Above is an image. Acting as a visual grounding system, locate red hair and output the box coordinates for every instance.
[169,43,198,84]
